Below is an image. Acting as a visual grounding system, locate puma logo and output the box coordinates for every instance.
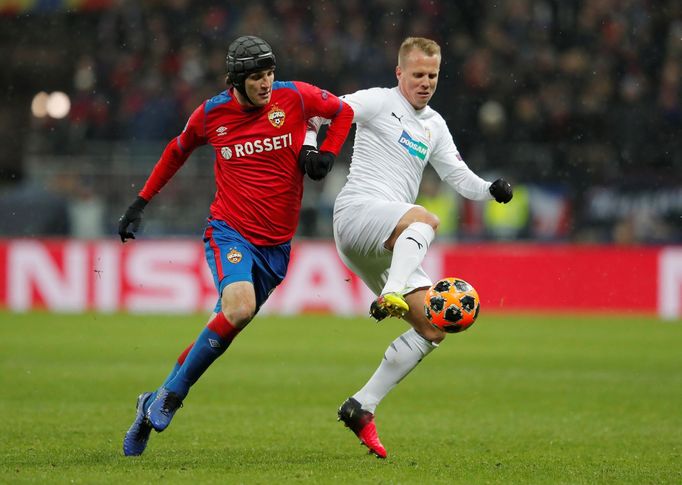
[406,236,423,250]
[391,112,403,123]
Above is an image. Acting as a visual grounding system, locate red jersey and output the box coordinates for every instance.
[139,81,353,245]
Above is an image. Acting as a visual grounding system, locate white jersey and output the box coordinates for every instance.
[305,86,496,292]
[334,87,492,205]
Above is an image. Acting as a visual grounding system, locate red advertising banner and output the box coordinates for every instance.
[0,240,680,318]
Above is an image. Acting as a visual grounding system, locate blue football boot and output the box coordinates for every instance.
[146,387,184,432]
[123,392,153,456]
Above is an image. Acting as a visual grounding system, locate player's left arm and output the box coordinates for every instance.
[295,82,354,179]
[295,82,353,155]
[431,123,512,203]
[303,87,384,147]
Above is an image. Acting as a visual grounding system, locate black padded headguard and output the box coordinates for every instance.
[226,35,276,100]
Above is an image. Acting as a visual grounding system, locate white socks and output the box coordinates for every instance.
[353,328,437,413]
[382,222,435,295]
[353,222,437,413]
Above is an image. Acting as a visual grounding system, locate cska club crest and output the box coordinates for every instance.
[268,105,286,128]
[226,248,242,264]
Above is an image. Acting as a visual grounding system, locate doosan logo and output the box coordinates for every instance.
[398,130,428,160]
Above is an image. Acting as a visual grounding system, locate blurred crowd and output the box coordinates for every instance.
[5,0,682,242]
[57,0,682,180]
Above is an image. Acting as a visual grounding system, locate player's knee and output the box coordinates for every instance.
[220,301,256,328]
[411,206,440,232]
[410,313,446,344]
[419,325,446,344]
[219,281,257,328]
[422,211,440,232]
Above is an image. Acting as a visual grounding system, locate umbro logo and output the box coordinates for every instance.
[208,338,221,348]
[216,126,228,136]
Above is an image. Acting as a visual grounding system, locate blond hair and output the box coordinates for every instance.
[398,37,441,66]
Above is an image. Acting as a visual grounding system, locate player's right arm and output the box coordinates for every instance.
[303,87,386,145]
[138,104,207,201]
[118,104,208,242]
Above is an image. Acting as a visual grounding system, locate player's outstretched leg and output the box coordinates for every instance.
[146,387,184,432]
[369,292,409,321]
[338,397,387,459]
[123,392,154,456]
[147,312,241,432]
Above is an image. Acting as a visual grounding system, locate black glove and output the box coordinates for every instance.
[298,145,335,181]
[118,196,148,243]
[489,178,513,203]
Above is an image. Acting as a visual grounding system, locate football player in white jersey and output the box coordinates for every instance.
[303,37,513,458]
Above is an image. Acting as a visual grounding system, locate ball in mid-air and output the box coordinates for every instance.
[424,277,480,333]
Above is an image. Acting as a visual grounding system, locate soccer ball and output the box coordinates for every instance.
[424,277,480,333]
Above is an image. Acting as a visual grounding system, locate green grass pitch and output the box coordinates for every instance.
[1,311,681,484]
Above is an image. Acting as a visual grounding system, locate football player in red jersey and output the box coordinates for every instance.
[120,36,353,457]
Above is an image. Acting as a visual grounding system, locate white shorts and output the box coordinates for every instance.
[332,196,432,295]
